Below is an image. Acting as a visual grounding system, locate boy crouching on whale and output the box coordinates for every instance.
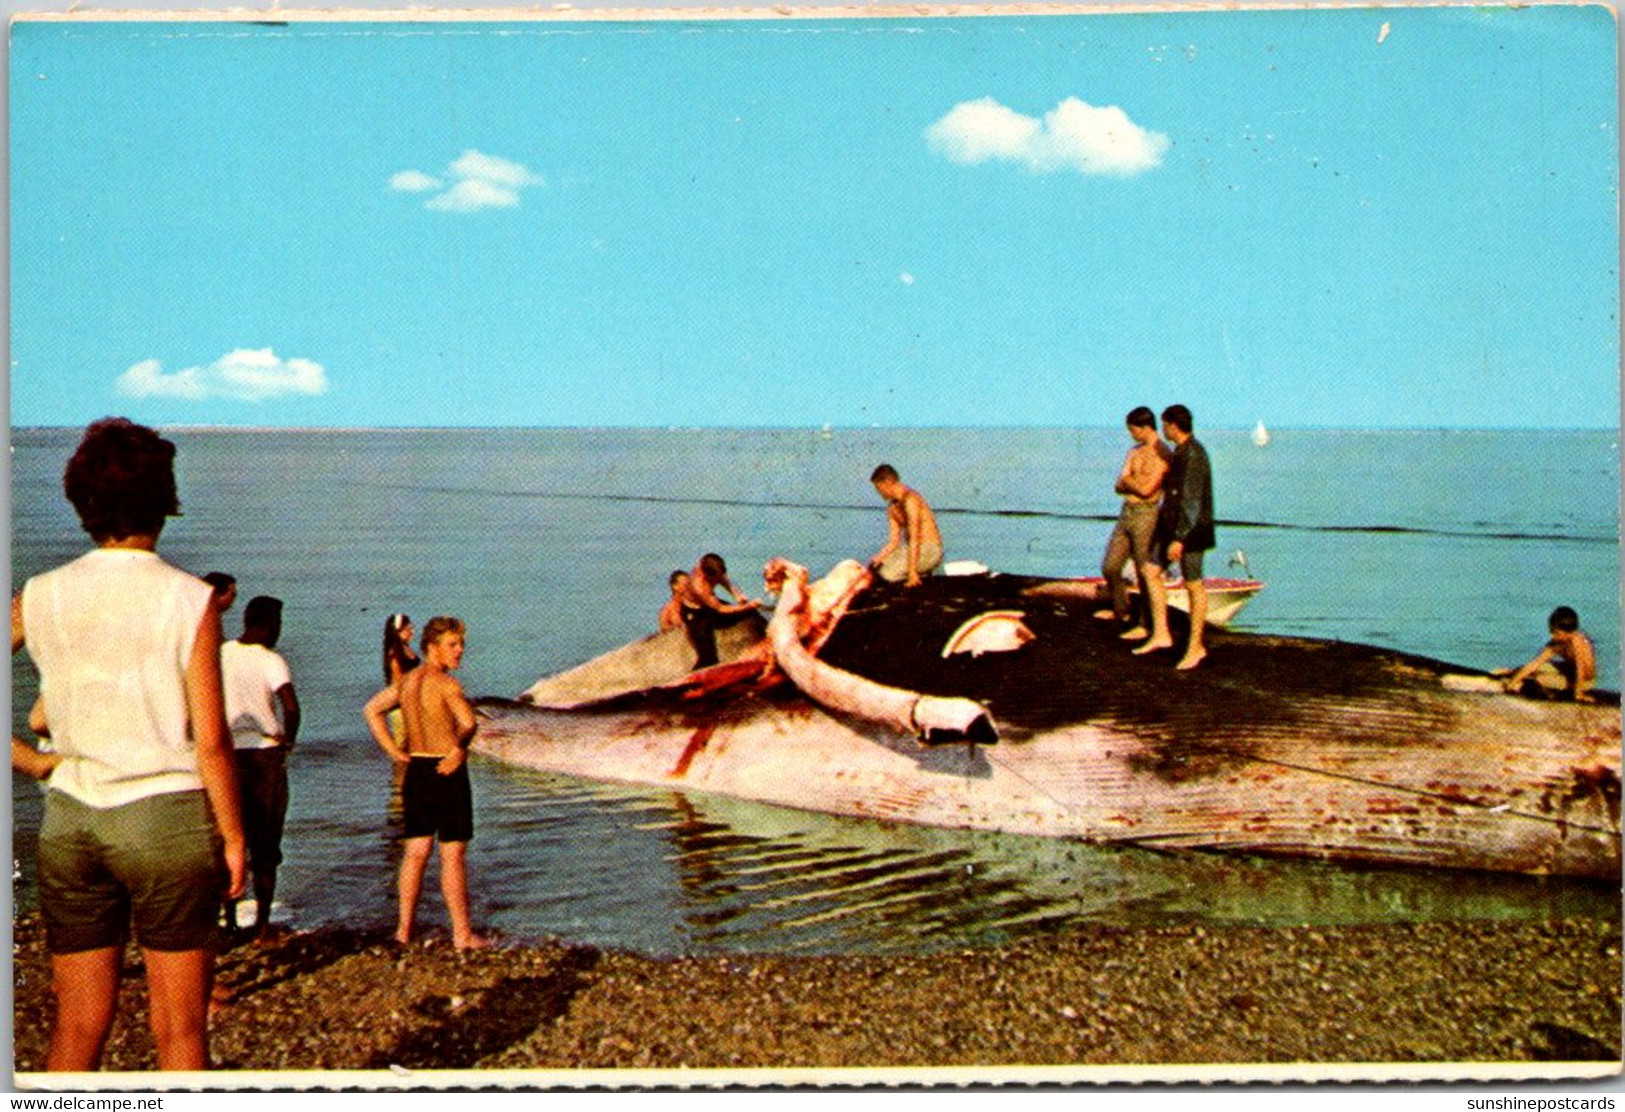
[1502,606,1597,703]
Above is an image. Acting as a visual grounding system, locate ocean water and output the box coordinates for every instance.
[9,427,1620,954]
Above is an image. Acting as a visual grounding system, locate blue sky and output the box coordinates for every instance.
[9,6,1619,428]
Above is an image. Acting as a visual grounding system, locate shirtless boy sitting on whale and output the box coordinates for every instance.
[365,616,490,950]
[1501,606,1597,704]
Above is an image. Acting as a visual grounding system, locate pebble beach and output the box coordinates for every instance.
[12,913,1620,1079]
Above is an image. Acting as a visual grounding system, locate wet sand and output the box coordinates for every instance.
[12,913,1620,1076]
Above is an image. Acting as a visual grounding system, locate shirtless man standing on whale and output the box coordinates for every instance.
[1095,406,1172,643]
[365,616,489,950]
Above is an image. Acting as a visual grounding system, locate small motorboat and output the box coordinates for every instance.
[1022,574,1265,627]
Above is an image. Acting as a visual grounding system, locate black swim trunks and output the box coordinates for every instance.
[402,756,474,843]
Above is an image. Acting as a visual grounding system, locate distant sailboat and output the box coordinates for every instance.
[1252,420,1270,447]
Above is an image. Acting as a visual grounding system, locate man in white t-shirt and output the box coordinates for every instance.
[220,595,300,939]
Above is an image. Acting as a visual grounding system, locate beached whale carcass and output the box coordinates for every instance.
[474,561,1622,880]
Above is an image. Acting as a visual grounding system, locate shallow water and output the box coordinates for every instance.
[10,427,1620,954]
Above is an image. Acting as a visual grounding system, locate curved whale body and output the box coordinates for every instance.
[476,568,1621,879]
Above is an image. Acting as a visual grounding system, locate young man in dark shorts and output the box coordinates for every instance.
[1135,404,1217,671]
[364,616,489,950]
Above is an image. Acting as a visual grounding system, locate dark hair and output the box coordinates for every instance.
[241,596,283,648]
[421,615,465,652]
[1549,606,1580,633]
[243,595,282,629]
[698,553,728,580]
[63,418,181,542]
[1161,404,1194,434]
[202,571,236,593]
[1126,406,1156,429]
[870,464,899,484]
[383,613,416,682]
[669,569,688,588]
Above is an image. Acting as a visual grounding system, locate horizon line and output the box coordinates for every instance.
[8,423,1623,435]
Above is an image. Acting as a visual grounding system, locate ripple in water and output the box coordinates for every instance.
[427,763,1619,957]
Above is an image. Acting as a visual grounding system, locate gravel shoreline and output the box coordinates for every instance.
[11,913,1621,1080]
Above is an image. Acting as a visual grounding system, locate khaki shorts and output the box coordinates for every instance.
[39,789,225,954]
[875,540,945,583]
[1104,500,1160,572]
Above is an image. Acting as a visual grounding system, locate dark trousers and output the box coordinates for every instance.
[682,607,749,669]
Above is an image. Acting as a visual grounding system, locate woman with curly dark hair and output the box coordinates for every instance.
[13,417,246,1072]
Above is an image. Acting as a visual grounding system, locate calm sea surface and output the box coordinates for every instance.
[10,427,1620,954]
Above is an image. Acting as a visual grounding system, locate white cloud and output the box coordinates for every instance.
[118,360,206,401]
[448,149,545,189]
[389,169,444,193]
[899,272,916,286]
[426,179,521,212]
[925,96,1169,177]
[116,348,329,403]
[925,99,1041,164]
[390,148,545,212]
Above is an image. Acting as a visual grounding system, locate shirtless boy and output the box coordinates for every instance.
[364,616,488,949]
[1096,407,1172,636]
[681,554,762,669]
[658,570,690,632]
[1502,606,1597,703]
[868,464,944,588]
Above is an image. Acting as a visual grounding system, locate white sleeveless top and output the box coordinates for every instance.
[22,548,213,808]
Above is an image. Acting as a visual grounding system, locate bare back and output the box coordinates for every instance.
[398,666,473,757]
[897,488,943,548]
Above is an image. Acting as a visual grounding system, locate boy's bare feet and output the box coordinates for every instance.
[1175,647,1207,670]
[1132,636,1173,655]
[1119,626,1149,641]
[454,933,493,952]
